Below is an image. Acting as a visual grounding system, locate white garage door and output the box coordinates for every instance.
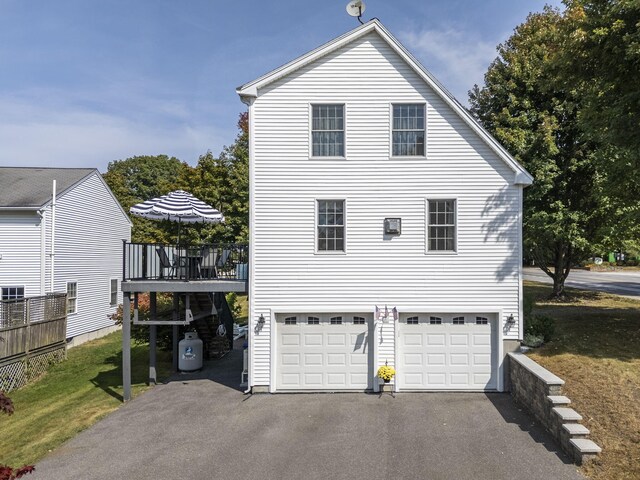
[276,313,371,391]
[398,313,497,391]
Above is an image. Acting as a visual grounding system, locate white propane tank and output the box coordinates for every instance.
[178,332,203,372]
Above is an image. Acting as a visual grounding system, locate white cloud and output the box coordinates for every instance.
[399,26,503,104]
[0,92,234,171]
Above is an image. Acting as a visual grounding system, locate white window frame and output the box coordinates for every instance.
[307,316,320,325]
[353,316,366,324]
[309,103,346,159]
[1,286,25,301]
[453,316,465,325]
[109,278,118,307]
[390,102,427,158]
[315,199,347,254]
[426,197,458,254]
[66,281,78,315]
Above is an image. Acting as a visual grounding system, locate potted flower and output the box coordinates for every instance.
[377,364,396,384]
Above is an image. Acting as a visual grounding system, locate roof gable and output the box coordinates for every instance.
[237,19,532,186]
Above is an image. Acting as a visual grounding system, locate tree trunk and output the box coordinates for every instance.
[532,242,572,299]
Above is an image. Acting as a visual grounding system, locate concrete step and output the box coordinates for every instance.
[547,395,571,406]
[563,423,590,437]
[552,407,583,422]
[570,438,601,454]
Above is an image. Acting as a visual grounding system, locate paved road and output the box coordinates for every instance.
[524,267,640,299]
[31,348,583,480]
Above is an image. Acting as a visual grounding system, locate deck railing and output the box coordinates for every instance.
[123,241,249,282]
[0,293,67,361]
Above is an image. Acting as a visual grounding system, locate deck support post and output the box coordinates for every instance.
[149,292,157,384]
[172,293,179,372]
[122,292,132,402]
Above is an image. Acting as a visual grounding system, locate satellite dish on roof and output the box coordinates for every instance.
[346,0,366,22]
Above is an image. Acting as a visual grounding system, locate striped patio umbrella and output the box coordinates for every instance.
[130,189,224,242]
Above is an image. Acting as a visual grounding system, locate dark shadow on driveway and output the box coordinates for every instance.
[485,392,575,465]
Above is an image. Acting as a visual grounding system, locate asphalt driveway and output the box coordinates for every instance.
[31,348,583,480]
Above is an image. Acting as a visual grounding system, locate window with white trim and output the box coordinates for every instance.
[353,316,366,324]
[284,316,297,325]
[330,316,343,325]
[110,278,118,307]
[429,316,442,325]
[317,200,345,252]
[307,316,320,325]
[312,104,344,157]
[476,316,489,325]
[428,199,456,251]
[407,316,419,325]
[1,286,24,301]
[67,282,78,314]
[392,104,425,156]
[453,316,465,325]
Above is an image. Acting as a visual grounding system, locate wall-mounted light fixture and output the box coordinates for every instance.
[255,314,266,334]
[507,314,515,325]
[384,218,401,235]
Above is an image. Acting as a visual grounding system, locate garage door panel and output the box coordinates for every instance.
[304,334,323,346]
[282,354,300,366]
[426,334,445,345]
[281,334,300,346]
[398,313,497,391]
[327,353,346,365]
[327,334,346,346]
[304,353,322,366]
[277,314,371,390]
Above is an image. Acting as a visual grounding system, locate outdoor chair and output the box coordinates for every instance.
[156,246,177,279]
[199,246,218,279]
[216,249,232,278]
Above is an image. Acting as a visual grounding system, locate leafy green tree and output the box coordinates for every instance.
[561,0,640,254]
[470,7,608,298]
[183,112,249,244]
[103,155,192,243]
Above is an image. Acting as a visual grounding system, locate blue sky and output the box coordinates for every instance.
[0,0,562,171]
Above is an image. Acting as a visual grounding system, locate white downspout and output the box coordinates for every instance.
[49,180,56,293]
[37,209,46,295]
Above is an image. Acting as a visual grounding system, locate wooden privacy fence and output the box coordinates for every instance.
[0,293,67,392]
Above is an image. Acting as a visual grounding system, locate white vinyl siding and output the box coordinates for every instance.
[48,172,131,338]
[250,31,522,388]
[0,213,43,297]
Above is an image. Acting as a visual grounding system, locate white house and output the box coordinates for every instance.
[237,20,532,393]
[0,167,132,345]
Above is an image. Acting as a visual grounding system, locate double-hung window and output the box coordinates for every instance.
[67,281,78,314]
[312,104,344,157]
[110,278,118,307]
[392,104,425,156]
[1,286,24,301]
[428,199,456,252]
[317,200,345,252]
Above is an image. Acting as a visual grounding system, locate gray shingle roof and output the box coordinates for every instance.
[0,167,96,208]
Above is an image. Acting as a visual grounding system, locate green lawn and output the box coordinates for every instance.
[525,281,640,480]
[0,331,171,467]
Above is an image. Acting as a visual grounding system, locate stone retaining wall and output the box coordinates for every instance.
[509,352,601,465]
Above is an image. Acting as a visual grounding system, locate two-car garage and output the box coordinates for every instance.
[274,311,499,392]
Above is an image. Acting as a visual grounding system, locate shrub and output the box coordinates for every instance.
[525,314,555,343]
[523,334,544,348]
[225,292,242,321]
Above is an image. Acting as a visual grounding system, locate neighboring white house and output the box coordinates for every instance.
[237,20,533,393]
[0,167,132,345]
